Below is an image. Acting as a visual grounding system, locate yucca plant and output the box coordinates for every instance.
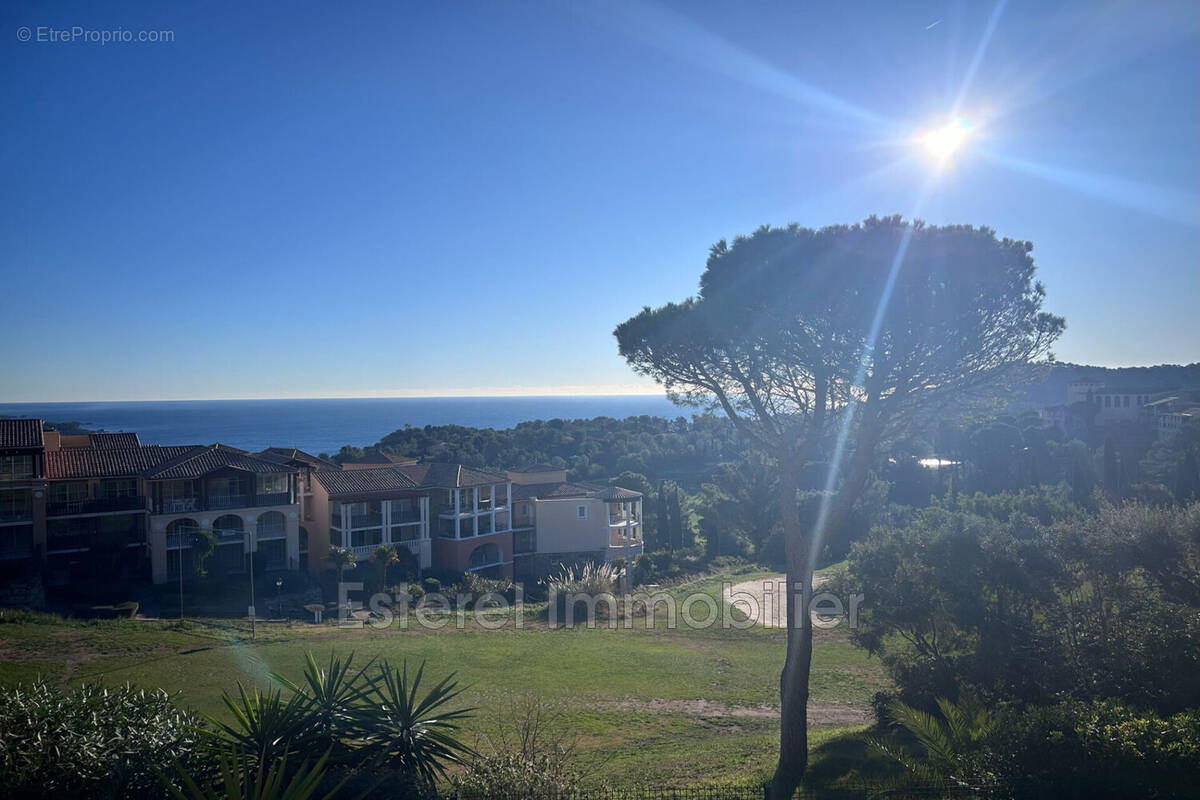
[206,684,320,765]
[271,652,373,759]
[871,694,998,795]
[356,659,476,784]
[160,747,347,800]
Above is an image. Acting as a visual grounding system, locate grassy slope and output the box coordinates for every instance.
[0,572,888,788]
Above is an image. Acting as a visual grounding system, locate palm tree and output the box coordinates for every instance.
[327,546,356,587]
[371,545,399,594]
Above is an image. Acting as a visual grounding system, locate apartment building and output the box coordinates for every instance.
[307,462,514,578]
[0,420,44,580]
[0,420,305,589]
[142,445,303,584]
[507,464,643,582]
[1,419,645,598]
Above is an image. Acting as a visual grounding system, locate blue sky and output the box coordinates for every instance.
[2,0,1197,401]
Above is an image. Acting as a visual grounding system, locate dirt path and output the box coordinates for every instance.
[598,697,869,726]
[722,572,832,628]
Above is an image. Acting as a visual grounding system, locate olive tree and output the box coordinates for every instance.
[614,216,1063,797]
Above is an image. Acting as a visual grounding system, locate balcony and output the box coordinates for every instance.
[47,496,147,518]
[206,494,249,510]
[608,513,640,526]
[156,494,293,514]
[350,512,383,528]
[0,508,34,524]
[611,531,642,548]
[159,497,201,514]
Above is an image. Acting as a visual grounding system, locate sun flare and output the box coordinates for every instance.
[920,117,972,165]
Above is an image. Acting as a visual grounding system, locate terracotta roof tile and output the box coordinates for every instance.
[313,468,419,499]
[510,462,565,473]
[394,463,506,489]
[0,419,44,449]
[258,448,339,469]
[143,445,298,480]
[45,446,196,479]
[512,481,642,501]
[89,432,141,449]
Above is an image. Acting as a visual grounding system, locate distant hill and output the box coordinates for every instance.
[1020,362,1200,408]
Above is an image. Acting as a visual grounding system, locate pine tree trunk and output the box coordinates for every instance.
[771,466,811,799]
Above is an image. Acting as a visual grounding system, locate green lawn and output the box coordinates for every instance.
[0,573,888,788]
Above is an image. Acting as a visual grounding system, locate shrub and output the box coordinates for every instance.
[391,582,425,607]
[452,695,585,800]
[987,700,1200,799]
[547,561,617,597]
[420,577,441,596]
[0,679,206,799]
[451,752,580,800]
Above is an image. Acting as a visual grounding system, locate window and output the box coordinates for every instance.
[0,525,32,557]
[212,514,244,536]
[97,478,137,499]
[0,489,33,521]
[576,504,588,520]
[257,511,286,538]
[0,455,34,480]
[392,524,420,542]
[390,498,419,522]
[208,476,246,501]
[50,481,88,504]
[162,480,194,501]
[468,542,501,570]
[256,474,288,495]
[1123,396,1130,408]
[351,528,383,548]
[1104,395,1111,407]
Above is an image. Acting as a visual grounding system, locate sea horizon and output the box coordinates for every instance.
[0,395,689,455]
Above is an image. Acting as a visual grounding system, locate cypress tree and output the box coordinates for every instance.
[1103,437,1119,497]
[669,488,684,549]
[656,481,670,550]
[1176,450,1200,503]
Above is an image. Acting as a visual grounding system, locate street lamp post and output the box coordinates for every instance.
[247,527,256,640]
[177,530,185,621]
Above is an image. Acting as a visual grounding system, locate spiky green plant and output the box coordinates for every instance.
[160,747,347,800]
[271,652,373,758]
[356,659,476,784]
[206,684,319,764]
[871,694,998,794]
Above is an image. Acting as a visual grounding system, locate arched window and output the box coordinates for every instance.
[212,514,244,536]
[166,518,200,544]
[468,542,501,571]
[257,510,286,539]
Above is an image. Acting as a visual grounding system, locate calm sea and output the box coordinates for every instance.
[0,396,684,455]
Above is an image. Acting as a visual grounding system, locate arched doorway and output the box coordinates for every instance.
[165,518,200,580]
[210,514,246,575]
[468,542,502,571]
[257,511,287,570]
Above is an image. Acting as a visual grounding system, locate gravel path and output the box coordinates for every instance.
[721,572,833,628]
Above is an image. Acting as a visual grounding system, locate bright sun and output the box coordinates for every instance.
[920,117,972,165]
